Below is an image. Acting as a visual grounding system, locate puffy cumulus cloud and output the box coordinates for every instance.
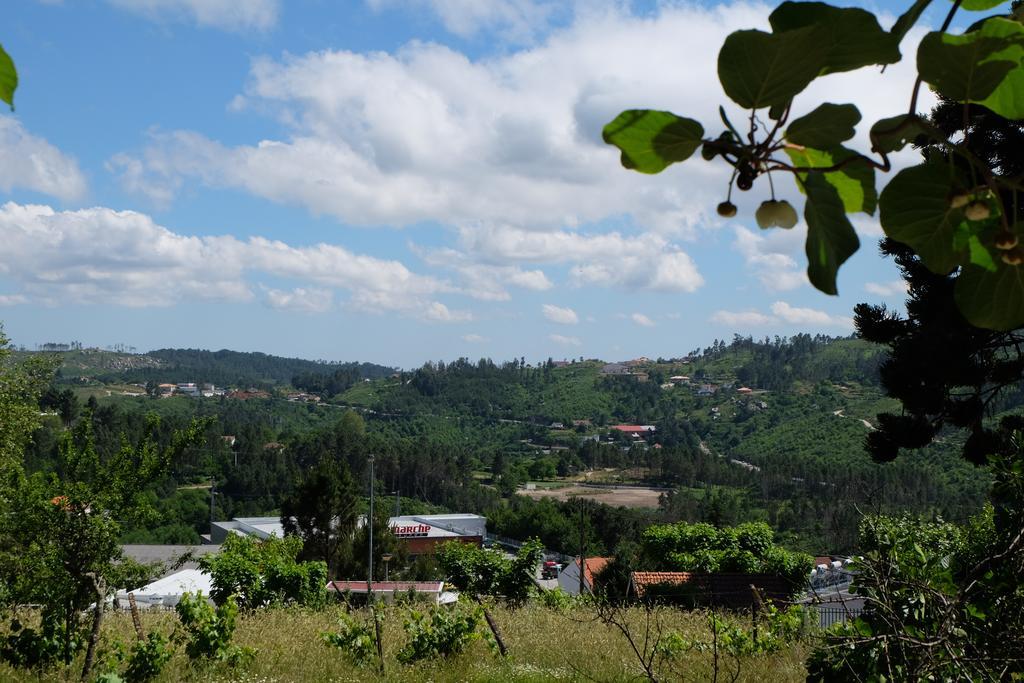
[262,286,333,313]
[542,303,578,324]
[710,309,775,327]
[366,0,559,43]
[631,312,655,327]
[864,280,908,297]
[711,301,852,329]
[104,0,278,31]
[460,226,703,293]
[770,301,852,328]
[731,226,806,291]
[549,333,581,347]
[422,301,473,322]
[415,246,552,300]
[111,2,929,296]
[0,202,466,320]
[113,4,776,236]
[0,117,87,202]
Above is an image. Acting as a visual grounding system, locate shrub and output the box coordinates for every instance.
[321,607,380,668]
[121,632,174,682]
[174,592,253,666]
[199,535,327,610]
[396,602,490,664]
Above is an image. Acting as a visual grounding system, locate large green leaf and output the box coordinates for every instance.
[958,0,1010,11]
[717,26,829,109]
[917,20,1024,108]
[602,110,705,174]
[803,171,860,295]
[955,264,1024,330]
[769,2,901,74]
[879,161,967,274]
[974,19,1024,119]
[0,44,16,111]
[785,146,876,214]
[785,103,860,148]
[869,114,934,154]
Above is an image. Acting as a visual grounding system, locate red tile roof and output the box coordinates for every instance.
[630,571,694,597]
[578,557,612,587]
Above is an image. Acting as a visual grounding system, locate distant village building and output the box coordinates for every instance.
[736,386,753,394]
[210,514,486,556]
[600,363,631,375]
[559,556,611,595]
[610,425,657,439]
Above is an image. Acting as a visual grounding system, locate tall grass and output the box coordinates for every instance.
[0,603,809,682]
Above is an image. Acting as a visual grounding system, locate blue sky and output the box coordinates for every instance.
[0,0,981,367]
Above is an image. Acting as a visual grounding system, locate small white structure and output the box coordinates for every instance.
[116,568,213,609]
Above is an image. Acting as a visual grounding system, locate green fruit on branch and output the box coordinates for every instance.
[965,201,991,221]
[1002,248,1024,266]
[949,193,970,209]
[717,201,737,218]
[755,199,798,229]
[994,232,1018,251]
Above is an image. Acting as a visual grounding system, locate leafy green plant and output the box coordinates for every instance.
[640,521,813,586]
[0,615,71,670]
[199,534,327,610]
[174,592,253,666]
[605,0,1024,330]
[121,633,174,682]
[321,607,380,668]
[436,538,543,607]
[396,602,491,664]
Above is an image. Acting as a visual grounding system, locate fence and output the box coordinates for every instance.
[817,604,864,629]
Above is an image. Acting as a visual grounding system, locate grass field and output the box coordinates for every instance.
[0,604,810,682]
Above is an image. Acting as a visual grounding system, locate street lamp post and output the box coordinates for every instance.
[382,553,393,582]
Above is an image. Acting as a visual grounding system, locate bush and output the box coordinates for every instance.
[641,521,812,588]
[199,535,327,610]
[321,607,380,668]
[396,602,491,664]
[121,632,174,682]
[174,592,253,666]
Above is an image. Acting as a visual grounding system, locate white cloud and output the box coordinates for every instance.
[422,301,473,322]
[864,280,907,297]
[462,333,487,343]
[631,312,655,327]
[366,0,558,43]
[461,226,703,293]
[0,202,466,320]
[549,333,581,347]
[104,0,278,31]
[770,301,853,328]
[711,301,853,329]
[111,2,930,294]
[731,226,806,292]
[542,303,578,325]
[0,294,27,306]
[710,310,775,327]
[262,286,333,313]
[0,117,86,202]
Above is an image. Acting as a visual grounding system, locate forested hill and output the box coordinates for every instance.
[37,347,394,389]
[336,334,887,425]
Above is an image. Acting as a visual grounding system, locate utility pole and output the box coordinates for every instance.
[394,489,400,517]
[368,454,375,601]
[209,479,216,531]
[578,498,586,596]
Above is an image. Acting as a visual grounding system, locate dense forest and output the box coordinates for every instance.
[17,334,999,557]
